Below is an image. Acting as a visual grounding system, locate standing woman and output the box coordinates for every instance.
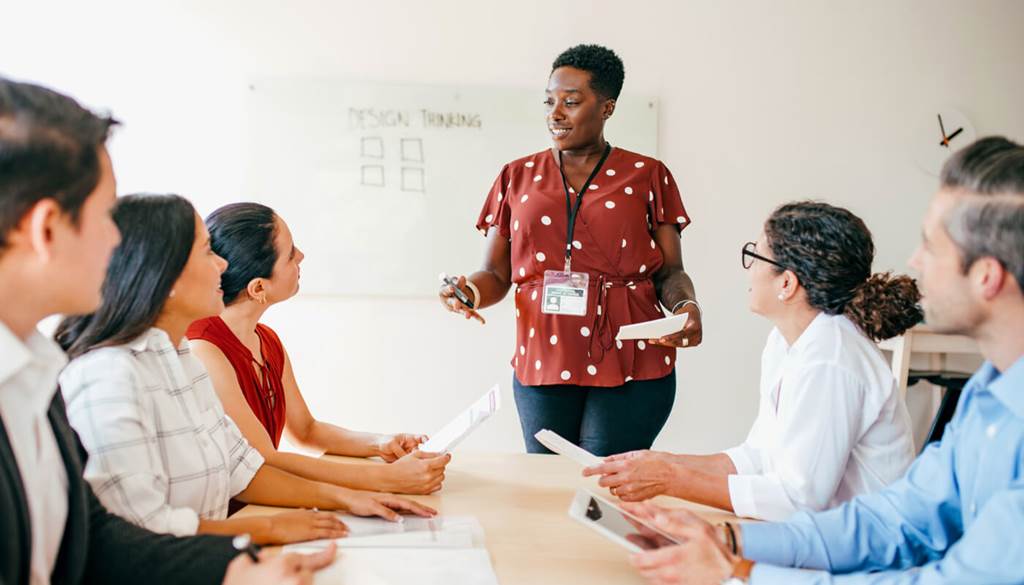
[440,45,702,455]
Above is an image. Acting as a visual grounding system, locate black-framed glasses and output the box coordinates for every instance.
[742,241,785,270]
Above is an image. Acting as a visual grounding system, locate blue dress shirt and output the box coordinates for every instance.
[741,356,1024,584]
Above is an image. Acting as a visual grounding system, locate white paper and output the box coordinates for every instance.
[420,384,501,453]
[534,429,604,468]
[287,516,486,550]
[303,548,500,585]
[615,313,688,341]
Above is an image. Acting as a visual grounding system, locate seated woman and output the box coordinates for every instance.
[585,201,921,521]
[57,194,435,545]
[186,202,449,495]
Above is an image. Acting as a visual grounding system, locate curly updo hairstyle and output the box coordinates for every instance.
[764,201,923,341]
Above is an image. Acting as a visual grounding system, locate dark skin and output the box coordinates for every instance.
[440,65,702,348]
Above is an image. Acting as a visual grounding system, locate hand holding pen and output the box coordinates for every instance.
[439,272,486,324]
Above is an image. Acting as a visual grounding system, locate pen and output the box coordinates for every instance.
[439,272,475,309]
[232,533,261,563]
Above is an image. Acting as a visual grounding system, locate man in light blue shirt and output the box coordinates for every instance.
[625,136,1024,584]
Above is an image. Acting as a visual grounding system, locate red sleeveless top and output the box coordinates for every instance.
[187,316,288,448]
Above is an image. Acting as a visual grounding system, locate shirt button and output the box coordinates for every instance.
[986,424,998,438]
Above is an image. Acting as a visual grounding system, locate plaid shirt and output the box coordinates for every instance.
[60,327,264,536]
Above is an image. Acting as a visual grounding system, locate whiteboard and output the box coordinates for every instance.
[243,78,658,297]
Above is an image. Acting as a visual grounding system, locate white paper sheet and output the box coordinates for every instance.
[420,384,501,453]
[305,548,500,585]
[289,516,485,550]
[534,429,603,467]
[615,314,688,341]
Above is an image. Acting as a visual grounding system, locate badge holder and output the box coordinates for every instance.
[542,259,589,317]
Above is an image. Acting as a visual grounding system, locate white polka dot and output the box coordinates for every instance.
[629,284,637,290]
[516,308,521,318]
[525,161,535,168]
[497,192,504,201]
[560,370,572,381]
[549,335,558,345]
[587,365,598,375]
[589,184,599,191]
[515,357,519,367]
[514,220,520,231]
[535,360,542,370]
[485,213,494,222]
[520,345,525,356]
[531,290,538,301]
[580,326,591,337]
[639,264,647,273]
[536,252,546,262]
[519,267,526,277]
[649,191,654,202]
[521,194,529,203]
[533,175,542,182]
[665,356,672,365]
[638,340,647,350]
[597,305,602,315]
[624,186,633,195]
[541,215,552,225]
[616,339,623,349]
[621,238,627,248]
[676,216,686,224]
[572,240,583,250]
[664,176,669,185]
[605,201,616,209]
[529,327,536,338]
[650,240,656,249]
[625,376,634,382]
[606,169,616,176]
[660,207,664,216]
[569,187,575,193]
[635,161,645,168]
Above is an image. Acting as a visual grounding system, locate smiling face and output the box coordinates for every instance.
[545,66,614,152]
[908,189,984,334]
[161,213,228,323]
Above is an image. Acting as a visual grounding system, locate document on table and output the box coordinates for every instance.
[292,515,485,549]
[420,384,501,453]
[615,313,688,341]
[534,429,603,468]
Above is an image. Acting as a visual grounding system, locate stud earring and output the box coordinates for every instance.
[777,293,784,300]
[169,290,176,298]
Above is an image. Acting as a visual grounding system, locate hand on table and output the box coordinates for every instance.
[583,450,680,501]
[338,488,438,522]
[222,542,337,585]
[260,509,348,545]
[380,449,450,495]
[622,502,738,585]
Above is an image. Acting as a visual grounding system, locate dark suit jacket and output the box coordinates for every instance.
[0,392,238,585]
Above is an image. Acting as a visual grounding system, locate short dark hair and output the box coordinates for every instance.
[940,136,1024,288]
[551,44,625,100]
[765,201,922,341]
[0,77,118,250]
[55,194,196,360]
[205,202,279,305]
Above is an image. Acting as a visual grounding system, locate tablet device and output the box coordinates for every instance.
[420,384,501,453]
[534,429,603,467]
[567,489,680,553]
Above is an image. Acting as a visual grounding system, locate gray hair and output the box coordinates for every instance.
[940,136,1024,288]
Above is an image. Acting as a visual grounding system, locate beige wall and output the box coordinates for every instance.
[7,0,1023,454]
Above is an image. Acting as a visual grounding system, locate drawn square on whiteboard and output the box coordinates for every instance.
[401,167,425,192]
[401,138,424,163]
[361,136,384,159]
[361,165,385,187]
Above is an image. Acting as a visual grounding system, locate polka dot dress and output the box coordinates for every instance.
[476,147,691,388]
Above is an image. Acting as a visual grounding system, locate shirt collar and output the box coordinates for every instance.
[785,311,829,355]
[126,327,187,353]
[981,355,1024,420]
[0,321,69,416]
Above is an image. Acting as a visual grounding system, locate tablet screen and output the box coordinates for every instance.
[584,495,677,551]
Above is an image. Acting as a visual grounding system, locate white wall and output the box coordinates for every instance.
[5,0,1023,454]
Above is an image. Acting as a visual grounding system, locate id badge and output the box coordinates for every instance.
[541,270,590,316]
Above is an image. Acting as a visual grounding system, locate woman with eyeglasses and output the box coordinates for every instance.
[585,201,921,521]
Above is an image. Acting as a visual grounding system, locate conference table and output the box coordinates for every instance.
[235,451,742,584]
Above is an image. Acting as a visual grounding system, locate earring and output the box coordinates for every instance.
[777,293,784,300]
[169,290,176,298]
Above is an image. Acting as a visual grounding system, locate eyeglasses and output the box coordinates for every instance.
[742,241,785,270]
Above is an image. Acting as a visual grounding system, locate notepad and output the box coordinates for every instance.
[534,429,603,468]
[420,384,501,453]
[615,313,688,341]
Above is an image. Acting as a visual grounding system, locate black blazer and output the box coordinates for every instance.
[0,392,238,585]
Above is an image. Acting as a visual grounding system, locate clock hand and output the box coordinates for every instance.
[938,114,949,146]
[945,128,964,144]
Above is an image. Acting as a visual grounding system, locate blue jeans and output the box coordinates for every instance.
[512,371,677,456]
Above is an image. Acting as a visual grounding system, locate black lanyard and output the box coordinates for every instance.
[557,142,612,272]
